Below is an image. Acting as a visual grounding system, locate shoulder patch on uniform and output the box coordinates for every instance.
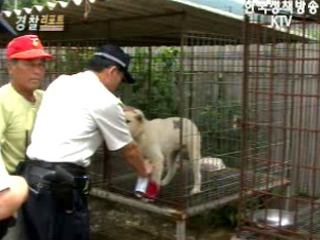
[117,98,124,108]
[118,102,124,108]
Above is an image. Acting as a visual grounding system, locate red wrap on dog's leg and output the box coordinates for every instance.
[146,181,159,199]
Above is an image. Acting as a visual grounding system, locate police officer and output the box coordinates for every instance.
[0,34,53,240]
[23,45,152,240]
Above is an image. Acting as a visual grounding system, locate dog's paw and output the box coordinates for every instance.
[190,186,201,195]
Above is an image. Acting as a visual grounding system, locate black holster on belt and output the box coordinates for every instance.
[51,182,74,213]
[48,165,75,213]
[23,161,89,214]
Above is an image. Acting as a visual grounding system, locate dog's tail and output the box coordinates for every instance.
[184,121,202,194]
[184,120,202,162]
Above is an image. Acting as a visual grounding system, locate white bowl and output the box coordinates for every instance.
[253,209,294,229]
[200,157,226,171]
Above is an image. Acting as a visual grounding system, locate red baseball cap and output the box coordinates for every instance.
[6,35,53,60]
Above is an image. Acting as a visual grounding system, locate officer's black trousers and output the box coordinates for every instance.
[21,161,90,240]
[22,187,90,240]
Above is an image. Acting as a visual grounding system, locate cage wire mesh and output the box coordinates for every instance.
[0,38,110,88]
[85,32,248,239]
[0,40,8,86]
[239,16,320,240]
[92,32,247,214]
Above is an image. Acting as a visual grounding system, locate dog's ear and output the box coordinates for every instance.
[134,109,145,123]
[135,114,143,123]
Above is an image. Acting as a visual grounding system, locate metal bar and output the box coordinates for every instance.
[188,45,194,119]
[176,219,186,240]
[239,14,250,233]
[186,193,240,216]
[178,17,187,210]
[90,188,185,218]
[147,46,152,112]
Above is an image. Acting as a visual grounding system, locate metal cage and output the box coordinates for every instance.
[88,32,246,240]
[240,16,320,240]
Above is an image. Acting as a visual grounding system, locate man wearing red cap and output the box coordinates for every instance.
[0,34,53,240]
[1,34,53,173]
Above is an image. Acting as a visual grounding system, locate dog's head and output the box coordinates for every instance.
[124,108,146,139]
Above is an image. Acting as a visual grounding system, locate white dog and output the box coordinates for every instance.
[124,109,202,195]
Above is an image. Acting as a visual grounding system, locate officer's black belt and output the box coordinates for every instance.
[30,160,86,177]
[24,160,89,193]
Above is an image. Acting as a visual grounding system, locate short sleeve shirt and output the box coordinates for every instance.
[27,71,133,167]
[0,83,43,173]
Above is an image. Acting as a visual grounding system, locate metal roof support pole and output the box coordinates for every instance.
[147,46,152,113]
[239,14,250,238]
[177,12,187,210]
[176,218,186,240]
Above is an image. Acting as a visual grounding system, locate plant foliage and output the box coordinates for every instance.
[118,47,179,119]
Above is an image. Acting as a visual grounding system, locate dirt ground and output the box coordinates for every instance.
[89,196,237,240]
